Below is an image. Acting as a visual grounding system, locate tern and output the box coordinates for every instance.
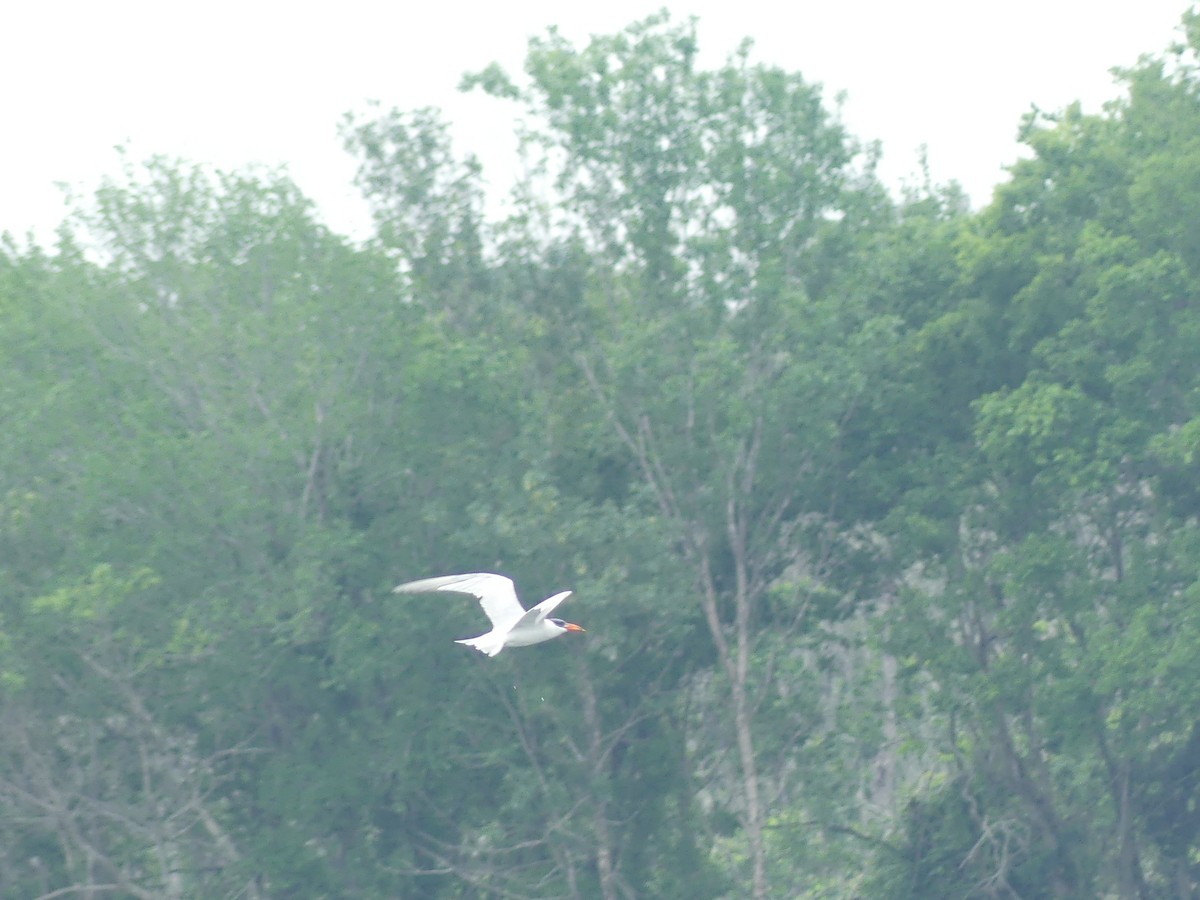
[393,572,585,657]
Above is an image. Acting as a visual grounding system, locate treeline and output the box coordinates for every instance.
[2,11,1200,898]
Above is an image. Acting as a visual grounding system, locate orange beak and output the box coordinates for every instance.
[564,623,586,633]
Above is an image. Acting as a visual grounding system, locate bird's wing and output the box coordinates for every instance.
[513,590,574,629]
[393,573,526,631]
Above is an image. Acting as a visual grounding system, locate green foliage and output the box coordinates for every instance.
[4,9,1200,898]
[873,17,1200,896]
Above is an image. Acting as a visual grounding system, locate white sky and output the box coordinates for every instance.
[2,1,1192,245]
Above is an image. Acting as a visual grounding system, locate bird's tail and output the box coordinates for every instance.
[455,633,506,657]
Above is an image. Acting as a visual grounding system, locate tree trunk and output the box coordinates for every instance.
[579,661,621,900]
[699,554,767,899]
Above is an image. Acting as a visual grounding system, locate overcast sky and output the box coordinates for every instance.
[2,1,1192,244]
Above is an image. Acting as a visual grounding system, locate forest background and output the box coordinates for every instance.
[3,10,1200,898]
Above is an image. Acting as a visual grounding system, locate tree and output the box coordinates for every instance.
[8,10,1200,898]
[0,566,257,899]
[454,14,899,896]
[873,20,1200,895]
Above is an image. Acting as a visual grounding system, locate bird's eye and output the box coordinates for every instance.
[549,618,564,627]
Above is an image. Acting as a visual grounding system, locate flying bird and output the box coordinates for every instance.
[393,572,585,657]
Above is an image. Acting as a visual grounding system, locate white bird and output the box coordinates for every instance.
[393,572,585,657]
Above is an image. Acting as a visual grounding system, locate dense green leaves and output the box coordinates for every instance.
[4,9,1200,898]
[871,18,1200,897]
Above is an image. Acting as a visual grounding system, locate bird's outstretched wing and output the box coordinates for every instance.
[514,590,574,629]
[393,573,526,631]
